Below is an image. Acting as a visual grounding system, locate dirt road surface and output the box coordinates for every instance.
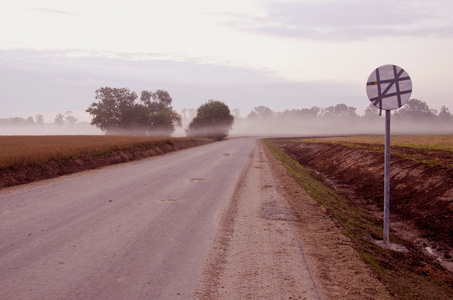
[0,137,388,299]
[195,140,389,299]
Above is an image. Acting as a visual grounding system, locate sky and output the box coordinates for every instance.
[1,0,453,123]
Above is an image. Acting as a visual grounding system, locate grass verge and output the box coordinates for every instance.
[263,139,453,299]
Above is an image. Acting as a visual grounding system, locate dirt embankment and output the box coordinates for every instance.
[0,139,212,189]
[275,141,453,264]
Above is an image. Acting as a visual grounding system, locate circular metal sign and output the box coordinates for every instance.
[366,64,412,111]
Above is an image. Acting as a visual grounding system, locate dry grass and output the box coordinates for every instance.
[301,135,453,152]
[0,135,193,169]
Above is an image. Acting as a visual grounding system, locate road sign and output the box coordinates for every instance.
[366,64,412,113]
[366,64,412,247]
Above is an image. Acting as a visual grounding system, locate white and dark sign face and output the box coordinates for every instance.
[366,64,412,111]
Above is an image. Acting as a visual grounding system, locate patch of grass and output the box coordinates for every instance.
[0,136,205,170]
[299,135,453,152]
[263,139,453,299]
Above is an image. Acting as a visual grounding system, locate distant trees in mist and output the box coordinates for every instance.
[2,96,452,136]
[54,112,78,126]
[0,111,79,127]
[226,99,453,136]
[0,111,91,135]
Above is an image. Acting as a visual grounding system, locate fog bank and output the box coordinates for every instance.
[0,123,102,136]
[230,117,453,137]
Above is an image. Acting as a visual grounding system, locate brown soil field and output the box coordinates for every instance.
[0,136,213,189]
[270,136,453,298]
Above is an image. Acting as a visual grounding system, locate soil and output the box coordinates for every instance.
[0,139,213,189]
[195,141,390,299]
[273,140,453,274]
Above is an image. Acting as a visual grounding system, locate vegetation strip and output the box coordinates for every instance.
[299,135,453,152]
[263,139,453,299]
[297,135,453,168]
[0,136,212,188]
[0,136,205,169]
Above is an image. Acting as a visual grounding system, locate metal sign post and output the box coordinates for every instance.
[384,110,391,245]
[366,64,412,245]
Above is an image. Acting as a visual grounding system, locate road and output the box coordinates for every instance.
[0,137,257,299]
[194,140,322,299]
[0,137,391,300]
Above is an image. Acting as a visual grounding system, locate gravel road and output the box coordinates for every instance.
[195,140,390,299]
[0,137,256,299]
[0,137,388,299]
[195,140,322,299]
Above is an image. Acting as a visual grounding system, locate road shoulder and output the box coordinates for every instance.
[263,141,391,299]
[194,140,390,299]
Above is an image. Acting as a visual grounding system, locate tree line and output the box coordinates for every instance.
[231,99,452,135]
[0,111,79,127]
[243,100,452,122]
[2,87,451,137]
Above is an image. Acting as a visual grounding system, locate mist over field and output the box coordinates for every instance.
[1,100,452,137]
[2,118,450,137]
[230,115,453,137]
[0,122,102,136]
[229,101,453,137]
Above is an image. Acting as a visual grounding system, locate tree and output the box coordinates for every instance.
[86,87,181,136]
[186,100,234,140]
[306,106,321,118]
[36,114,44,125]
[54,113,65,126]
[140,90,173,113]
[363,103,382,122]
[149,110,182,136]
[438,105,452,122]
[65,111,78,126]
[180,108,197,120]
[247,106,274,120]
[26,116,35,125]
[140,90,181,135]
[86,87,139,133]
[120,103,150,135]
[277,107,320,119]
[323,103,358,119]
[364,103,380,117]
[231,108,241,119]
[394,99,435,120]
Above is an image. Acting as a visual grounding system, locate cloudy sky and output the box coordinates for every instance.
[1,0,452,122]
